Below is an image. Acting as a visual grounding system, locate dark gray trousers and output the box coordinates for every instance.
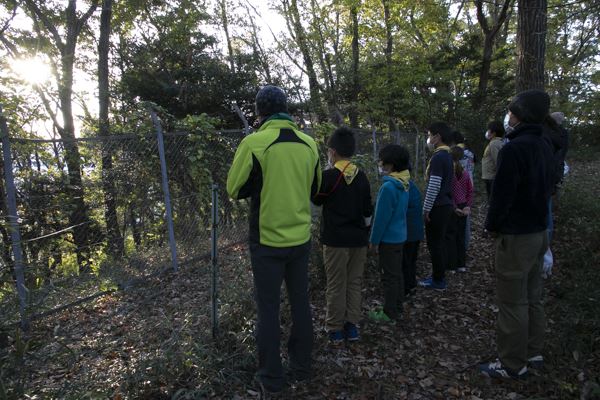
[250,240,313,391]
[379,243,405,320]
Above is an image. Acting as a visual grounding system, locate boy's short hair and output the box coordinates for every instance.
[428,122,453,145]
[487,120,505,137]
[379,144,410,172]
[328,127,356,157]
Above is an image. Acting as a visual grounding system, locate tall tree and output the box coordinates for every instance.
[516,0,547,91]
[98,0,123,257]
[23,0,99,267]
[285,0,327,122]
[348,2,360,128]
[382,0,397,132]
[474,0,512,105]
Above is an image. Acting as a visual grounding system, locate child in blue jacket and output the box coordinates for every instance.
[368,145,411,323]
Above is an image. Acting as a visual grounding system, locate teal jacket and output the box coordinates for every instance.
[226,115,321,247]
[369,175,409,245]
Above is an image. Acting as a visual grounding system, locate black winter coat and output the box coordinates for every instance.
[485,123,555,234]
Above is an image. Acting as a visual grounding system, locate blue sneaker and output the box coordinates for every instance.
[344,322,359,342]
[328,330,344,345]
[479,359,528,380]
[419,277,447,290]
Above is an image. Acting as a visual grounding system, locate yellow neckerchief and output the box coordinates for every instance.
[426,145,451,179]
[457,143,465,149]
[334,160,358,185]
[388,170,411,191]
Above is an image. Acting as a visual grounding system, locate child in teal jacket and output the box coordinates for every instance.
[369,144,411,322]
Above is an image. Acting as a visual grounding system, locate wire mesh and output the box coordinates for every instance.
[0,125,422,329]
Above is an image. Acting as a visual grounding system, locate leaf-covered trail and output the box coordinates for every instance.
[14,161,599,399]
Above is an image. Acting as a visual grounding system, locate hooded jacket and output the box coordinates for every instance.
[369,175,409,245]
[485,123,555,234]
[227,116,321,247]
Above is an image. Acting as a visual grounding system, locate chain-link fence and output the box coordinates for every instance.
[0,114,423,331]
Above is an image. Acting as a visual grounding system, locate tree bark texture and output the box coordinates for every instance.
[516,0,547,92]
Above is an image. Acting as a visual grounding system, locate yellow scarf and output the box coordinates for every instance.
[457,143,465,149]
[426,145,451,179]
[334,160,359,185]
[388,170,411,191]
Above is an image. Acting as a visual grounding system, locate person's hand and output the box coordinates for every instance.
[424,212,431,224]
[542,247,553,279]
[454,208,464,216]
[462,206,471,216]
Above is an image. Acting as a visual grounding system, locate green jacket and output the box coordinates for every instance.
[226,116,322,247]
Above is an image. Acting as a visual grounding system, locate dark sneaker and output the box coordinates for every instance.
[328,330,344,345]
[253,375,286,397]
[419,277,447,290]
[528,355,544,369]
[344,322,359,342]
[479,359,528,380]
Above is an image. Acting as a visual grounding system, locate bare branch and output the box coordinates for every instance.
[22,0,65,52]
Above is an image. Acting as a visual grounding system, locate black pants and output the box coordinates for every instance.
[378,243,404,320]
[484,179,493,199]
[402,241,420,293]
[250,240,313,392]
[425,205,454,282]
[447,210,467,270]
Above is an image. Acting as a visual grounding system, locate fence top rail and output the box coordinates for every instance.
[7,127,418,145]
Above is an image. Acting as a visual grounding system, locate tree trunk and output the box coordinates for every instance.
[348,4,360,128]
[516,0,547,91]
[98,0,123,257]
[474,0,512,106]
[24,0,98,269]
[220,0,235,72]
[288,0,326,122]
[382,0,397,133]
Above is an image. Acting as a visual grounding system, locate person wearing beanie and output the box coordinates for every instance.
[367,144,411,323]
[312,127,373,344]
[479,89,555,380]
[482,120,505,199]
[227,85,321,394]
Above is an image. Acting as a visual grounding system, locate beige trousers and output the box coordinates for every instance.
[323,245,367,331]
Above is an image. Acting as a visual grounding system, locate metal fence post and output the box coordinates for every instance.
[0,106,28,330]
[210,184,219,338]
[149,110,179,272]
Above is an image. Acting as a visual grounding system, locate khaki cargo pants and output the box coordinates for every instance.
[495,231,548,371]
[323,245,367,331]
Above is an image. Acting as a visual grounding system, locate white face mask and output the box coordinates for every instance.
[426,137,435,151]
[485,131,493,140]
[504,113,517,135]
[378,166,386,175]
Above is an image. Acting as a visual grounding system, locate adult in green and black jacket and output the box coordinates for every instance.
[226,85,321,393]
